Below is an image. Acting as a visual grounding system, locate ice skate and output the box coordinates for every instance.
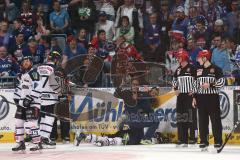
[75,133,86,146]
[63,137,70,144]
[199,144,209,152]
[12,141,26,153]
[30,143,43,152]
[42,138,56,149]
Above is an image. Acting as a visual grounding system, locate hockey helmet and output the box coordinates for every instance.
[197,50,211,60]
[49,51,62,62]
[176,48,189,61]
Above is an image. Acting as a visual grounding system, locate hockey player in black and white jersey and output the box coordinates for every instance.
[172,49,197,147]
[12,56,42,152]
[38,51,61,148]
[192,50,225,151]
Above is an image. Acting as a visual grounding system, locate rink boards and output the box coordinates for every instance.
[0,87,240,144]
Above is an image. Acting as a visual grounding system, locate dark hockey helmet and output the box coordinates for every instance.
[21,56,33,64]
[176,48,189,61]
[197,50,211,60]
[48,51,62,62]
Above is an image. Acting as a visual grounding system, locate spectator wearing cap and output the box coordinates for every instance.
[114,16,135,44]
[0,46,19,77]
[171,6,189,38]
[7,31,27,62]
[68,0,97,35]
[226,0,239,38]
[12,18,33,42]
[50,1,70,34]
[95,11,114,41]
[62,35,87,68]
[169,0,185,20]
[22,38,45,65]
[187,37,202,67]
[211,36,231,76]
[212,19,229,38]
[99,0,115,21]
[0,21,11,47]
[143,12,165,62]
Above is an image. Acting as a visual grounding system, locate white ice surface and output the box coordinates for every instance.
[0,143,240,160]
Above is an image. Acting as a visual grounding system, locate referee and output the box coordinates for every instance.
[172,49,197,147]
[192,50,225,151]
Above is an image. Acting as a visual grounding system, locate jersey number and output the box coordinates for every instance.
[42,76,49,88]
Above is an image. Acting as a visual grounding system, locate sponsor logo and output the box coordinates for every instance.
[0,95,10,120]
[219,91,230,119]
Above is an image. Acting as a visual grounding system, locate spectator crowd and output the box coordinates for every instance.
[1,0,240,87]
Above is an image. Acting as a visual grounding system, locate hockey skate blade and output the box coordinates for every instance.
[12,150,26,154]
[42,145,56,149]
[200,147,208,152]
[29,150,43,154]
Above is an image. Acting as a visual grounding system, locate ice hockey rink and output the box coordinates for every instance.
[0,143,240,160]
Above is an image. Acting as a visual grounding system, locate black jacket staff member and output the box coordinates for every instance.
[172,49,197,146]
[192,50,225,150]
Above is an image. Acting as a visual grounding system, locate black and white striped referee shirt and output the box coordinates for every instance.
[193,64,225,94]
[172,63,197,94]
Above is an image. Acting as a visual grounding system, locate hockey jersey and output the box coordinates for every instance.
[18,68,41,109]
[37,62,61,106]
[0,56,19,76]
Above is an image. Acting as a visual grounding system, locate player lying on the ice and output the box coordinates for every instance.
[74,81,160,146]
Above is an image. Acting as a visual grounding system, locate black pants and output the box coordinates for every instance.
[176,93,197,144]
[50,99,70,140]
[197,94,222,145]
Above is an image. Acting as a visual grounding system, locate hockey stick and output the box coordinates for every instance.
[0,96,73,122]
[217,121,240,153]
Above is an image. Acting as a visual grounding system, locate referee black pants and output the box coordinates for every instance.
[176,93,195,144]
[197,94,222,145]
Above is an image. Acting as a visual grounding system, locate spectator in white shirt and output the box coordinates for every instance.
[99,0,115,21]
[95,11,115,41]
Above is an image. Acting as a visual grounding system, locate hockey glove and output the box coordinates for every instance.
[23,97,32,108]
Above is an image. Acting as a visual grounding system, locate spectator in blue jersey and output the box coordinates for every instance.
[0,21,11,47]
[91,30,114,60]
[187,37,202,67]
[143,12,165,62]
[62,35,87,68]
[0,46,19,77]
[12,18,33,42]
[7,31,28,63]
[22,38,45,65]
[171,6,189,38]
[211,36,231,76]
[187,6,208,38]
[49,1,70,34]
